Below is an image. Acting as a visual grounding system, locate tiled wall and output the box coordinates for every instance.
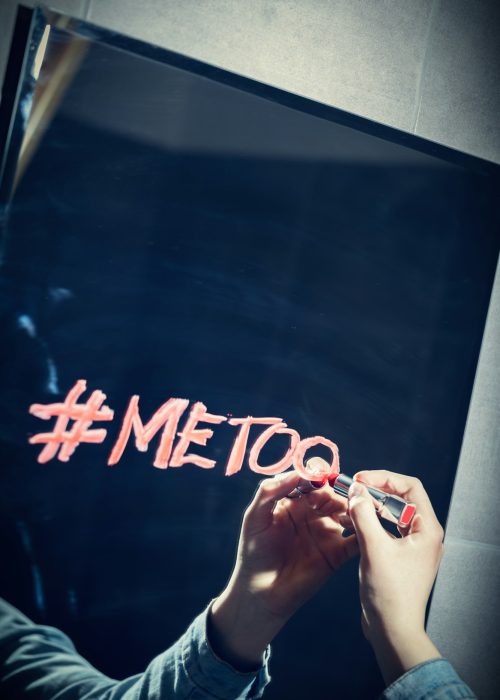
[426,258,500,698]
[1,2,499,697]
[2,1,499,163]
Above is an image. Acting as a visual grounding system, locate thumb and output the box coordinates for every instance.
[348,482,385,555]
[244,471,299,531]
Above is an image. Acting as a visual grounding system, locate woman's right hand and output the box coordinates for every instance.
[347,470,445,685]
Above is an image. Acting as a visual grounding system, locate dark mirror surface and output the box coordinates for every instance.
[0,9,499,698]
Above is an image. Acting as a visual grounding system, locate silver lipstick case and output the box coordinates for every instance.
[333,474,416,528]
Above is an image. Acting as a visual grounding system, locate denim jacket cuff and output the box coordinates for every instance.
[180,602,271,699]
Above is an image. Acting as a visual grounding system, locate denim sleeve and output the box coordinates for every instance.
[0,597,271,699]
[379,659,476,700]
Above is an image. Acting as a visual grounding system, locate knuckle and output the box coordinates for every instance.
[430,526,444,551]
[348,497,364,512]
[258,478,273,493]
[434,541,445,565]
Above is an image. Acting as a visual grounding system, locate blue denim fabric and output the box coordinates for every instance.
[0,598,270,699]
[379,658,476,700]
[0,597,477,699]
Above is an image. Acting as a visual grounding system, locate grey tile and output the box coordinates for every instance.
[0,0,87,108]
[414,0,500,162]
[444,259,500,548]
[427,537,500,700]
[88,0,434,132]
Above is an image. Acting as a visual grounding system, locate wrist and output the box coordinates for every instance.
[209,579,288,671]
[368,623,441,687]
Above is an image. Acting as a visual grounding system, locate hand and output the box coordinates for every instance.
[347,470,444,685]
[209,470,357,670]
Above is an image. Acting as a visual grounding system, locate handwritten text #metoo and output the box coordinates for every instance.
[28,380,339,480]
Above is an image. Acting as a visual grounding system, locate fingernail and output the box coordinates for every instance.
[349,482,363,498]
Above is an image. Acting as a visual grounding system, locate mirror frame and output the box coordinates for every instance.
[1,3,498,214]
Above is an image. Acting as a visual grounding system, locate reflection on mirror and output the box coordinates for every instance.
[0,6,498,699]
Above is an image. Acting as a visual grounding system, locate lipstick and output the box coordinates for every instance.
[287,472,416,528]
[330,473,416,528]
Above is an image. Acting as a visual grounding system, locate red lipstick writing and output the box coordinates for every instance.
[28,379,340,479]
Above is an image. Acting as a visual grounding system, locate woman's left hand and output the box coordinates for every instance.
[209,469,357,669]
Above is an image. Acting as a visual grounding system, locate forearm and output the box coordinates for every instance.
[209,581,286,672]
[0,598,119,700]
[0,598,270,700]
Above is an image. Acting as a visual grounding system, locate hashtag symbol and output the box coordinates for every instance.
[28,379,114,463]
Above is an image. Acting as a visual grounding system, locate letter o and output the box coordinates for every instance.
[292,436,340,480]
[249,423,300,475]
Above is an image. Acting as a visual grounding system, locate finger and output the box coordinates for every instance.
[340,511,398,539]
[305,456,332,479]
[408,512,427,536]
[338,513,354,530]
[282,490,313,522]
[408,512,444,544]
[244,471,301,530]
[341,532,359,560]
[306,488,346,515]
[311,515,359,561]
[354,469,442,533]
[347,482,386,554]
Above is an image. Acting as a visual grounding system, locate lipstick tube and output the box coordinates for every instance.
[287,473,416,528]
[331,474,416,528]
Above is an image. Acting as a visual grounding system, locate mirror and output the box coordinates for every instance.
[0,6,498,697]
